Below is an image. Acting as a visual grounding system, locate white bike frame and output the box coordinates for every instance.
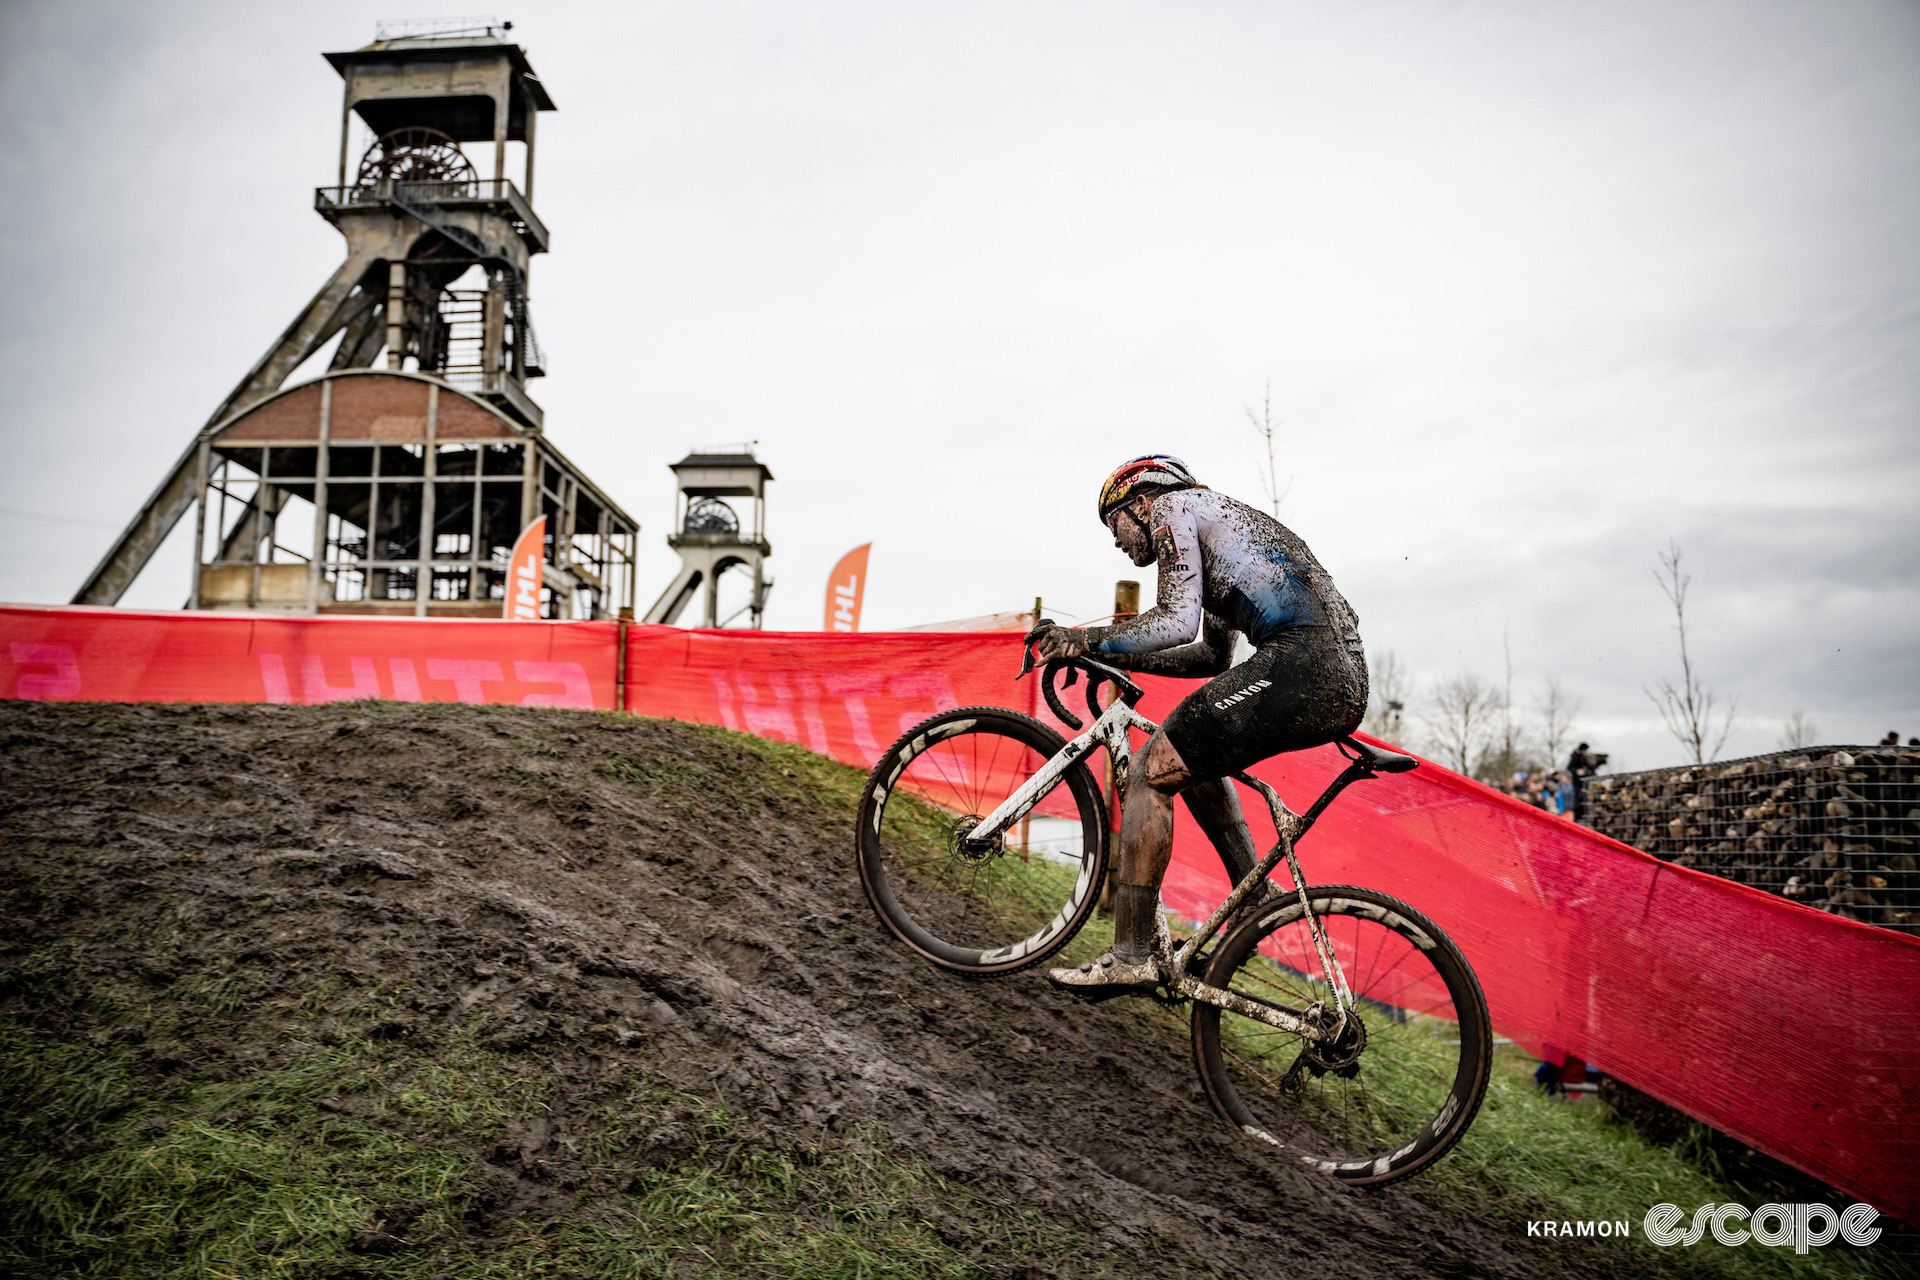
[967,686,1357,1042]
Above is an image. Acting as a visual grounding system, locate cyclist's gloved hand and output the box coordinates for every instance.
[1032,624,1092,661]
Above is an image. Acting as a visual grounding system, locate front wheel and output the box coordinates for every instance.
[856,706,1108,976]
[1191,885,1491,1184]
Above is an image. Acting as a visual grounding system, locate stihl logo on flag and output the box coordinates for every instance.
[825,543,871,632]
[504,516,547,621]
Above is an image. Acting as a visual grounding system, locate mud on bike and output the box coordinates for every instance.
[855,643,1492,1185]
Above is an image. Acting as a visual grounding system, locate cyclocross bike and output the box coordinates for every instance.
[855,640,1492,1185]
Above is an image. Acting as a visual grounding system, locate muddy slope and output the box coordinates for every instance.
[3,701,1606,1278]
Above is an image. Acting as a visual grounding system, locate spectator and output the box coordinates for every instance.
[1880,730,1902,746]
[1567,743,1603,823]
[1500,768,1579,816]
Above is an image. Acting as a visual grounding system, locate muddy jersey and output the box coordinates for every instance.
[1091,488,1361,656]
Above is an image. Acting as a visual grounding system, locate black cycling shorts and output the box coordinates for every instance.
[1160,626,1367,783]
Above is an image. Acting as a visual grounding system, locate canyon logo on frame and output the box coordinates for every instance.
[825,543,871,632]
[504,516,547,621]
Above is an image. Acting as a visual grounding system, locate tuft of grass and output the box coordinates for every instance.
[1,1034,483,1278]
[596,723,784,819]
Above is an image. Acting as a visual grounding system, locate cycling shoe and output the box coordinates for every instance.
[1045,951,1161,1002]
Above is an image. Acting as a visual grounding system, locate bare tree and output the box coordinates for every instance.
[1646,541,1738,764]
[1478,628,1527,784]
[1533,675,1582,768]
[1423,671,1499,775]
[1779,710,1820,750]
[1363,649,1412,743]
[1243,380,1292,518]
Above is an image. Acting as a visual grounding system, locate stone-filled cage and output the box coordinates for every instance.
[1584,745,1920,935]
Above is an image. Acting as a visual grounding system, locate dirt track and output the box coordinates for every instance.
[1,701,1628,1278]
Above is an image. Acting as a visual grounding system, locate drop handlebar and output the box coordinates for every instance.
[1018,619,1145,730]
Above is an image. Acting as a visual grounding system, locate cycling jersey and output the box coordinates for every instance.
[1089,488,1361,656]
[1086,488,1368,782]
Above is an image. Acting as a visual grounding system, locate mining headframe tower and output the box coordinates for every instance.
[643,450,774,628]
[73,18,639,620]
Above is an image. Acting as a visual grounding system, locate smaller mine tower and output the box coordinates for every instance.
[75,18,639,619]
[644,450,774,628]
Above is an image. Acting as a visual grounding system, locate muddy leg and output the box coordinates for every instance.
[1110,728,1193,961]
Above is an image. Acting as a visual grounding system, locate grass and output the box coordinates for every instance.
[3,1021,1084,1278]
[3,1030,491,1278]
[596,720,849,820]
[0,878,1102,1279]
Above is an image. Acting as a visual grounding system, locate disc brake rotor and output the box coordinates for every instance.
[947,815,1003,865]
[1302,1001,1368,1076]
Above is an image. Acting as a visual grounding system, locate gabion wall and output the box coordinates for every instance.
[1583,746,1920,935]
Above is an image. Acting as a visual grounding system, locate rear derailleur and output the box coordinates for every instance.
[1280,1001,1367,1095]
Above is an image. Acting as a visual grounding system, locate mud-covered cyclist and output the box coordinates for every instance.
[1031,456,1369,997]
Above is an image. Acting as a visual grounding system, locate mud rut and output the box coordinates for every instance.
[1,702,1606,1279]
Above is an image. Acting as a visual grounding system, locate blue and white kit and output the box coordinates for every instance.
[1085,488,1368,780]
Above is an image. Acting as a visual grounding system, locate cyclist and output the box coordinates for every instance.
[1032,455,1368,997]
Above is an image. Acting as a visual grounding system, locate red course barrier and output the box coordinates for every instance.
[5,605,1917,1220]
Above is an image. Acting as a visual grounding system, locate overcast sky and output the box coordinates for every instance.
[2,0,1915,769]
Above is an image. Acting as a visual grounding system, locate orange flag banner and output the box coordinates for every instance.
[503,516,548,620]
[824,543,871,632]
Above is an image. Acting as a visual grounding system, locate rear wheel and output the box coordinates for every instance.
[856,707,1108,975]
[1190,885,1491,1184]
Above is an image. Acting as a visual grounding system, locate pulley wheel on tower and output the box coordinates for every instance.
[356,127,478,187]
[683,498,740,535]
